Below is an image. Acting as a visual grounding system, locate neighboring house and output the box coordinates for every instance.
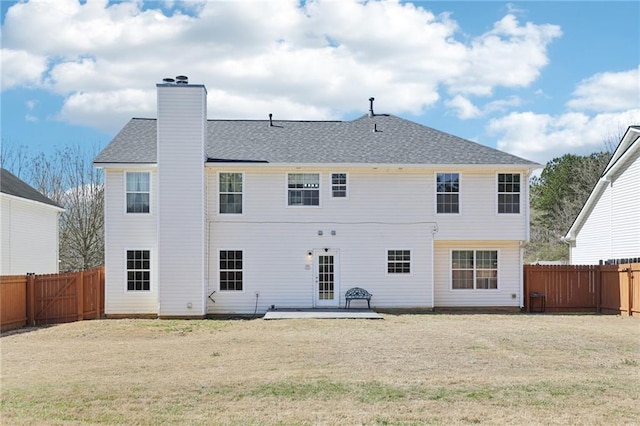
[0,168,64,275]
[94,77,539,317]
[565,126,640,264]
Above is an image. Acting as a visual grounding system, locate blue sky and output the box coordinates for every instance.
[1,0,639,166]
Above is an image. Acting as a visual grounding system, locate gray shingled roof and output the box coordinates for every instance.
[0,168,62,208]
[95,114,537,166]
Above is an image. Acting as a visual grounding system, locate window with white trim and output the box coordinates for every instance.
[452,250,498,290]
[126,172,150,213]
[220,250,243,291]
[331,173,347,198]
[127,250,150,291]
[497,173,520,214]
[219,173,243,214]
[288,173,319,206]
[436,173,459,213]
[388,250,411,274]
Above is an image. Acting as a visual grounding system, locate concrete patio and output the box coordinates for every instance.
[263,308,384,320]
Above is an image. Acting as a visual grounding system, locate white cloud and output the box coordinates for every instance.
[1,0,562,131]
[567,66,640,112]
[488,109,640,164]
[0,48,47,89]
[445,95,481,119]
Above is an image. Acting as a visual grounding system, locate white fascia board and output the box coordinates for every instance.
[205,162,540,171]
[565,131,639,241]
[94,162,158,169]
[0,192,65,212]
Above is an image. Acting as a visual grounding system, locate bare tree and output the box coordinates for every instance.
[2,143,104,271]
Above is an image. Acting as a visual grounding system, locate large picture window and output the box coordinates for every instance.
[220,250,243,291]
[219,173,243,214]
[288,173,319,206]
[452,250,498,290]
[436,173,459,213]
[127,250,150,291]
[498,173,520,214]
[388,250,411,274]
[126,172,150,213]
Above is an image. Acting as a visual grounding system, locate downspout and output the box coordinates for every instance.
[431,223,438,310]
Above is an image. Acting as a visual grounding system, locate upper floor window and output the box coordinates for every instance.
[498,173,520,214]
[126,172,150,213]
[288,173,319,206]
[436,173,459,213]
[331,173,347,198]
[388,250,411,274]
[452,250,498,290]
[127,250,150,291]
[219,173,243,214]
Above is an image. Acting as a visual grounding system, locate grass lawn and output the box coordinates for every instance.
[1,314,639,425]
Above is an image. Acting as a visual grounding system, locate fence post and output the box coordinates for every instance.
[627,266,633,317]
[77,270,84,321]
[595,266,601,314]
[26,273,36,326]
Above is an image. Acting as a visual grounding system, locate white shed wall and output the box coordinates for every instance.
[0,194,60,275]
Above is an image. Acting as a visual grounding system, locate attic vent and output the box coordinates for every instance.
[175,75,189,85]
[368,97,375,117]
[269,113,273,127]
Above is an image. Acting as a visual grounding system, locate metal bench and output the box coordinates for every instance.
[344,287,372,309]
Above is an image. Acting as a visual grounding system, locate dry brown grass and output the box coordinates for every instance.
[1,314,639,425]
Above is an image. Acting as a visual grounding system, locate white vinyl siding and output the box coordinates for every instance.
[0,194,61,275]
[434,241,521,307]
[571,148,640,264]
[103,168,158,314]
[157,84,206,316]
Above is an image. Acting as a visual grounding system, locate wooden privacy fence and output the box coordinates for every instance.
[0,267,104,333]
[524,264,639,316]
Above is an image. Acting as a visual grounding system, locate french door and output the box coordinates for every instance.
[314,249,339,307]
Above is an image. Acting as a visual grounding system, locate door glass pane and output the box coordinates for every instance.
[318,255,334,300]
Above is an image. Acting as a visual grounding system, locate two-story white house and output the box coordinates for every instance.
[94,77,539,317]
[565,126,640,264]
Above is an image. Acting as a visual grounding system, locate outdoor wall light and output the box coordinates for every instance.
[307,251,313,257]
[331,230,336,236]
[318,230,323,236]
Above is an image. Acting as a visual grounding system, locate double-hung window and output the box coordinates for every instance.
[388,250,411,274]
[126,172,150,213]
[436,173,459,213]
[288,173,319,206]
[331,173,347,198]
[219,173,243,214]
[451,250,498,290]
[497,173,520,214]
[220,250,243,291]
[127,250,150,291]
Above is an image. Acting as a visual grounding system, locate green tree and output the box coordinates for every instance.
[526,152,611,262]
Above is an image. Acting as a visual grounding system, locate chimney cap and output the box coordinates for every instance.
[162,77,175,84]
[175,75,189,84]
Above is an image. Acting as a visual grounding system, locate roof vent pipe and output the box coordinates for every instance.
[162,77,175,84]
[368,97,375,117]
[175,75,188,84]
[269,113,273,127]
